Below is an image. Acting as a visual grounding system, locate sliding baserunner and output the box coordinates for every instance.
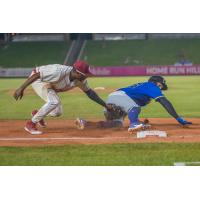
[75,76,192,133]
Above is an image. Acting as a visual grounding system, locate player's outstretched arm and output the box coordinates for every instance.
[156,96,192,125]
[84,89,111,110]
[13,72,40,100]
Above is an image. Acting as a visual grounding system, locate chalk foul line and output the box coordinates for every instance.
[0,134,200,141]
[0,137,132,141]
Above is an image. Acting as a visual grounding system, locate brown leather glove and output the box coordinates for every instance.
[105,104,126,120]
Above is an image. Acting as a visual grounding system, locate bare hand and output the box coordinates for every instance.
[13,88,24,100]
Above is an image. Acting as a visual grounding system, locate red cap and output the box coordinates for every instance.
[73,60,93,75]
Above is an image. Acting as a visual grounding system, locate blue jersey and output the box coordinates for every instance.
[118,82,164,106]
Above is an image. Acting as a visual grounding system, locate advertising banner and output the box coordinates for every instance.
[1,65,200,77]
[90,65,200,76]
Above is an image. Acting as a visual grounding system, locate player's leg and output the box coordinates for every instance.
[48,104,63,117]
[75,118,101,130]
[106,91,148,132]
[32,80,63,119]
[127,106,151,133]
[75,117,123,130]
[25,83,60,134]
[75,92,127,130]
[24,80,49,134]
[98,120,123,128]
[31,89,61,123]
[127,106,143,131]
[75,91,138,131]
[30,79,49,128]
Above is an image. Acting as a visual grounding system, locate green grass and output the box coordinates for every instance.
[82,39,200,66]
[1,76,200,166]
[0,143,200,166]
[0,76,200,120]
[0,41,70,68]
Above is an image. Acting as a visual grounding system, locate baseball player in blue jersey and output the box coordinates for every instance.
[75,76,192,133]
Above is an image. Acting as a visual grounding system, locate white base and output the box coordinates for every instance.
[137,130,167,138]
[174,162,200,166]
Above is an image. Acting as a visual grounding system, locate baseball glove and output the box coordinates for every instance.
[104,104,126,120]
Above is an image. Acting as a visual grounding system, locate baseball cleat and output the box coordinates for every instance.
[24,120,43,135]
[31,110,47,128]
[128,123,144,133]
[128,122,151,133]
[75,118,86,130]
[142,124,151,130]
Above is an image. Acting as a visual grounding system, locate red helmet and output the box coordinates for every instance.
[73,60,93,76]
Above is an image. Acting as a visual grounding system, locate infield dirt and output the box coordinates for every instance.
[0,118,199,146]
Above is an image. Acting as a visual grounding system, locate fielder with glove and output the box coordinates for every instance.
[13,60,113,135]
[76,76,192,132]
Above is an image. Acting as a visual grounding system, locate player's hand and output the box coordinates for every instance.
[105,104,113,111]
[176,117,192,125]
[13,88,24,100]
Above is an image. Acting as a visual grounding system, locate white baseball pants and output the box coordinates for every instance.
[31,80,63,123]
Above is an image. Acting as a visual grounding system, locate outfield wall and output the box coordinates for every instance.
[1,65,200,77]
[0,68,32,77]
[90,65,200,76]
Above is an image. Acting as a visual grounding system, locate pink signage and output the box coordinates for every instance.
[90,65,200,76]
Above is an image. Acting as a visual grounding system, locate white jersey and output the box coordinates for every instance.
[35,64,90,92]
[31,64,91,124]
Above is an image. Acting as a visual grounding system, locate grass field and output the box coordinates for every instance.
[0,41,71,68]
[82,39,200,66]
[0,76,200,120]
[1,143,200,166]
[0,76,200,166]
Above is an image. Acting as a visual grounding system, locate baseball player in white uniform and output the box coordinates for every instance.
[14,60,112,134]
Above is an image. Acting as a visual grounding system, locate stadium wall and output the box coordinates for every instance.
[1,65,200,77]
[90,65,200,76]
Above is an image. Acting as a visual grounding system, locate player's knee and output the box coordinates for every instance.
[99,120,123,128]
[49,107,63,117]
[48,99,60,108]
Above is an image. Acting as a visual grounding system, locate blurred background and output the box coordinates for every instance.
[0,33,200,77]
[0,33,200,120]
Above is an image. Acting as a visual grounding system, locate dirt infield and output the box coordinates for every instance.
[0,118,200,146]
